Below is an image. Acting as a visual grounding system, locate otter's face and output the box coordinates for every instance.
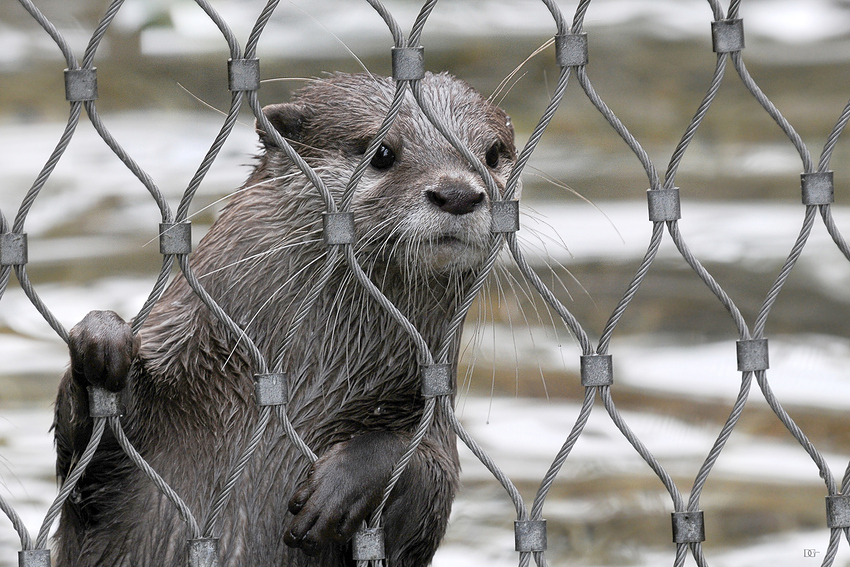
[257,72,518,277]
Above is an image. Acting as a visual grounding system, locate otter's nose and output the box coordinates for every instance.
[426,182,485,216]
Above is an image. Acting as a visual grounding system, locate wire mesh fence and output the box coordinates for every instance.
[2,0,850,566]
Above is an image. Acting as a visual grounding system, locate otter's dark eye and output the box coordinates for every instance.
[485,143,501,169]
[370,143,396,170]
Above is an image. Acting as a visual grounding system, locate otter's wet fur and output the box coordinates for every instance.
[54,72,517,566]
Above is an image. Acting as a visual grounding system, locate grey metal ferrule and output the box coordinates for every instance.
[491,199,520,233]
[580,354,613,387]
[64,68,98,102]
[801,171,834,205]
[514,520,547,552]
[187,538,221,567]
[254,373,288,406]
[228,58,260,92]
[826,495,850,528]
[421,364,452,397]
[711,19,745,53]
[555,33,588,67]
[88,386,122,418]
[647,188,681,222]
[352,528,385,562]
[322,212,356,245]
[671,511,705,543]
[392,47,425,81]
[0,233,27,266]
[159,222,192,255]
[736,338,769,372]
[18,550,50,567]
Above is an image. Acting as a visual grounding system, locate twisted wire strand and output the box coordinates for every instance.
[247,90,336,213]
[370,398,437,524]
[273,248,342,370]
[14,265,69,342]
[176,91,244,220]
[195,0,243,59]
[664,53,727,190]
[408,0,440,49]
[729,52,813,173]
[12,104,83,233]
[667,221,749,339]
[752,205,816,338]
[341,81,408,211]
[818,95,850,172]
[132,255,175,334]
[343,246,433,365]
[275,405,318,463]
[822,528,842,567]
[15,0,78,69]
[686,371,752,511]
[436,235,503,362]
[177,255,268,373]
[365,0,406,47]
[440,396,528,521]
[571,0,592,32]
[507,233,592,354]
[530,386,595,519]
[597,221,665,354]
[203,406,274,535]
[505,65,572,200]
[600,387,685,511]
[574,66,660,190]
[821,206,850,261]
[0,493,31,551]
[84,102,173,223]
[410,80,501,202]
[80,0,125,70]
[35,417,108,549]
[753,370,837,494]
[109,416,201,538]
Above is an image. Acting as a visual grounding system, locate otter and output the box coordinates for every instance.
[53,72,517,566]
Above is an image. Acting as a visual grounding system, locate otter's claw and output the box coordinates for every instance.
[68,310,137,392]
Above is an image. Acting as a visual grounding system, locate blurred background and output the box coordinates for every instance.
[3,0,850,565]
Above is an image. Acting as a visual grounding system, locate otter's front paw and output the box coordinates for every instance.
[68,310,138,392]
[283,433,400,556]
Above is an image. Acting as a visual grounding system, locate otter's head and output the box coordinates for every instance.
[256,72,517,278]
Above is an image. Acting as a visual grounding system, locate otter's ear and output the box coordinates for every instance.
[256,103,308,149]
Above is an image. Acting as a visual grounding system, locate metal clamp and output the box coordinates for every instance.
[64,68,98,102]
[0,233,27,266]
[580,354,613,387]
[801,171,834,206]
[187,538,221,567]
[491,199,520,233]
[736,338,769,372]
[88,386,122,418]
[711,19,745,53]
[392,47,425,81]
[671,511,705,543]
[323,212,356,245]
[514,520,547,552]
[647,188,681,222]
[352,528,385,561]
[159,222,192,255]
[18,550,51,567]
[826,495,850,528]
[421,364,452,397]
[555,33,588,67]
[254,373,288,406]
[228,58,261,92]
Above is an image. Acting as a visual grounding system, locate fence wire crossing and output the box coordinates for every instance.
[2,0,850,566]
